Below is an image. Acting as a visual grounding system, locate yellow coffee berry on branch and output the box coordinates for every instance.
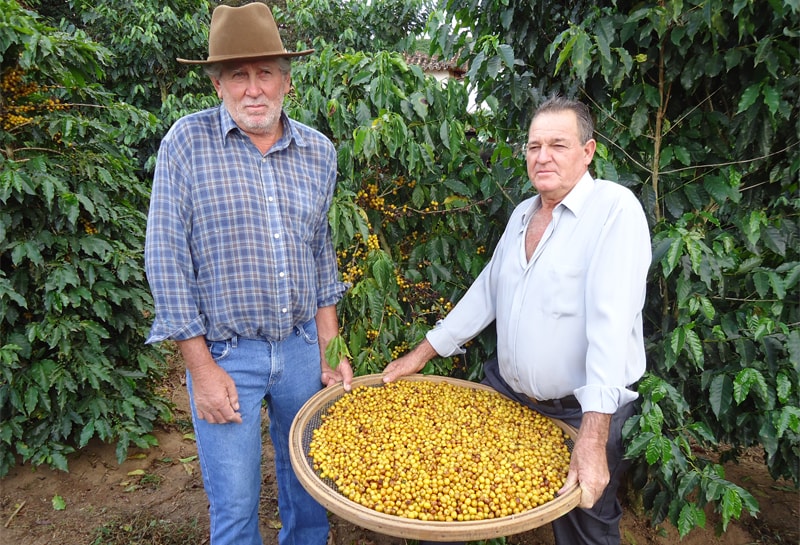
[367,234,380,251]
[1,67,68,131]
[308,380,571,521]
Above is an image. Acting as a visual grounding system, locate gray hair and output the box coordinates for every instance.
[532,96,594,145]
[202,57,292,79]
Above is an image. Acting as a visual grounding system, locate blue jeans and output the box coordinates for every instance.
[186,320,329,545]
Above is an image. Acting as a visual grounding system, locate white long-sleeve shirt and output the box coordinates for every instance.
[427,172,651,414]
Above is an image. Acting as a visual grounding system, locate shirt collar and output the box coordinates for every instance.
[519,171,595,231]
[519,198,540,233]
[559,171,595,216]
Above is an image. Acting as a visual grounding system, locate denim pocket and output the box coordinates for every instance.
[205,339,232,362]
[296,320,319,345]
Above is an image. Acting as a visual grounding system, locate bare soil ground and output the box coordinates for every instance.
[1,367,798,545]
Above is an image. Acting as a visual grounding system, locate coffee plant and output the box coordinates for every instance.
[0,0,168,476]
[287,46,523,378]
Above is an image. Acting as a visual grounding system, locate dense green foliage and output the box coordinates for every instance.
[288,46,515,378]
[66,0,218,163]
[0,0,169,475]
[275,0,431,53]
[1,0,797,540]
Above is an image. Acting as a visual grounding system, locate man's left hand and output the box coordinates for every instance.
[558,411,611,508]
[321,358,353,392]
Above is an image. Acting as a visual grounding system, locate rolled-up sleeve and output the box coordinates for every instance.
[145,134,206,343]
[312,144,348,308]
[575,189,651,413]
[425,235,506,357]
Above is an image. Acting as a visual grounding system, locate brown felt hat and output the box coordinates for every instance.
[177,3,313,65]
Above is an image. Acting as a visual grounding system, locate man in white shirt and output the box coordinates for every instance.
[383,96,651,545]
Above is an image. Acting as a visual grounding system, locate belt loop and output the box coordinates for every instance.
[230,335,238,348]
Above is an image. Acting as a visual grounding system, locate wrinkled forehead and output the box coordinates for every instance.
[529,110,579,132]
[528,110,581,142]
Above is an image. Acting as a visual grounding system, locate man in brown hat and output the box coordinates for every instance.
[144,3,353,544]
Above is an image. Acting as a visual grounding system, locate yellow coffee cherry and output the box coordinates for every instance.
[367,234,380,251]
[308,381,571,521]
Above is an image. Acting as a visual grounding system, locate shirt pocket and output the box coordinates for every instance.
[280,172,328,243]
[543,265,585,318]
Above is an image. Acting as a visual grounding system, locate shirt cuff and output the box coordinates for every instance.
[574,384,639,414]
[146,315,207,344]
[425,321,466,357]
[317,280,349,308]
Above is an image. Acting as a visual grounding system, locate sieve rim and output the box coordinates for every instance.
[289,373,581,541]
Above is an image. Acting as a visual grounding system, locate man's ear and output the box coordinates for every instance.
[211,76,224,100]
[283,73,292,96]
[583,138,597,165]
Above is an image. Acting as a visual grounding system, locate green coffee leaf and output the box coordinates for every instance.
[52,495,66,511]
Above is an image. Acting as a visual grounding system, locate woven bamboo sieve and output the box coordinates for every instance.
[289,374,581,541]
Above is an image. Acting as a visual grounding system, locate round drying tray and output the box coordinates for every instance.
[289,374,581,541]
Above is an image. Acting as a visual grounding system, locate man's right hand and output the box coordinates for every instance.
[382,338,438,383]
[177,337,242,424]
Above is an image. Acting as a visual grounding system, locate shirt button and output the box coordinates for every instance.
[268,196,274,202]
[273,233,280,239]
[279,271,285,278]
[281,307,288,313]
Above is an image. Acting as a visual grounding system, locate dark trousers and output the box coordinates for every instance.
[421,359,634,545]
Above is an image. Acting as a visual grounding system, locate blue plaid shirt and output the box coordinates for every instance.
[145,105,347,343]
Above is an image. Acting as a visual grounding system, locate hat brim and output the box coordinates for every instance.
[177,49,315,65]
